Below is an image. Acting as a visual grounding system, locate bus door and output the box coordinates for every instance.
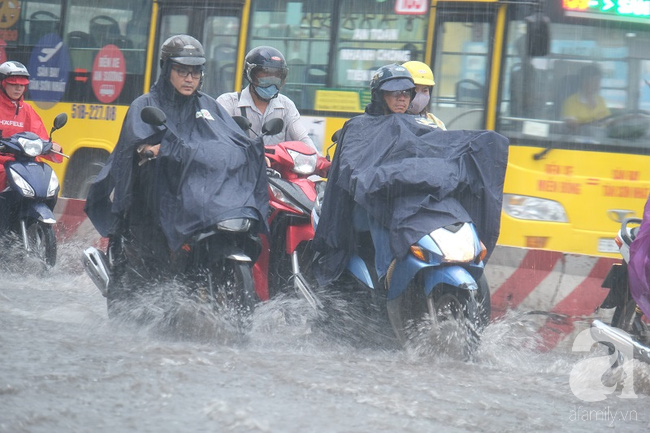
[155,1,246,98]
[428,1,502,131]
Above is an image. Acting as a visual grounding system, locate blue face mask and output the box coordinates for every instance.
[254,84,279,101]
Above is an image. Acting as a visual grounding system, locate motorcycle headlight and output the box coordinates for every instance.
[8,167,35,197]
[47,170,60,197]
[430,224,476,263]
[287,149,317,175]
[217,218,252,232]
[18,137,44,157]
[502,194,568,222]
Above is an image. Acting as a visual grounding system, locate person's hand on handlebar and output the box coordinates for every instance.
[137,143,160,165]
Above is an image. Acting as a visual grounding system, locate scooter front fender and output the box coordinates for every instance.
[421,265,478,298]
[387,257,478,301]
[23,201,56,224]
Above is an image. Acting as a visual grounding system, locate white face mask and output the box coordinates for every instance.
[408,92,430,114]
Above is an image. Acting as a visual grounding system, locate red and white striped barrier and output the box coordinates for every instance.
[54,197,618,350]
[485,246,617,351]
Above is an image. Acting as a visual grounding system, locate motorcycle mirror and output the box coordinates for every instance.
[141,106,167,126]
[232,115,253,133]
[325,129,342,161]
[49,112,68,142]
[53,113,68,130]
[262,118,284,136]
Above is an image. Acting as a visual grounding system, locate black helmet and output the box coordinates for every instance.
[160,34,206,67]
[370,63,415,98]
[244,46,288,85]
[0,60,30,84]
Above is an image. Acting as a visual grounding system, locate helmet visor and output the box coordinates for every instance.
[171,57,206,66]
[5,76,29,85]
[253,66,287,81]
[380,78,415,92]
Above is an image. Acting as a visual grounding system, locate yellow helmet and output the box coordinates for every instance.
[402,61,435,86]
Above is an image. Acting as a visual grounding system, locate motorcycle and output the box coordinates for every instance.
[594,217,650,364]
[232,116,330,310]
[312,196,491,351]
[83,107,281,325]
[0,113,68,268]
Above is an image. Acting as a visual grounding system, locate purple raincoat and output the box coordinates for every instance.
[627,195,650,318]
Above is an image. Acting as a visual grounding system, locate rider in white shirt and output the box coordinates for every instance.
[217,46,316,150]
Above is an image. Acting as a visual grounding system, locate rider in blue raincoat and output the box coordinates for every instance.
[312,63,509,287]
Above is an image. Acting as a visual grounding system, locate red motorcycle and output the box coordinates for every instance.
[231,115,330,308]
[261,138,330,308]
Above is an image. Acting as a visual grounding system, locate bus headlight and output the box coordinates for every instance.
[502,194,568,222]
[47,171,60,197]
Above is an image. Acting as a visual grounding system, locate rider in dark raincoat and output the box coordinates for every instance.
[312,63,509,287]
[85,35,269,272]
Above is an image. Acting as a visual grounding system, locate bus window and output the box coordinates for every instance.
[249,0,333,111]
[430,15,492,130]
[62,0,149,105]
[202,16,240,98]
[334,0,428,97]
[20,1,61,47]
[498,18,650,151]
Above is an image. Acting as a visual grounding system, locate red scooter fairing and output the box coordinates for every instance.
[253,140,329,307]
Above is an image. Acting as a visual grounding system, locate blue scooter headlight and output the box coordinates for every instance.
[18,137,44,157]
[8,167,35,197]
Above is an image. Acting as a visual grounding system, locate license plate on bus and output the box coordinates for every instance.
[598,238,619,254]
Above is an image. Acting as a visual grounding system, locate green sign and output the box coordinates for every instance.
[563,0,650,22]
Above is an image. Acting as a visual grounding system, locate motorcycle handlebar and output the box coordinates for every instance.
[621,217,643,246]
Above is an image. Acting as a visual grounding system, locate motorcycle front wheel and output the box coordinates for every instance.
[387,285,481,356]
[26,221,57,268]
[210,260,258,316]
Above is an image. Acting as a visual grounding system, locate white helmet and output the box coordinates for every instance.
[0,61,30,85]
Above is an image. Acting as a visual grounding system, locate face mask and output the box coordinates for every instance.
[408,92,430,114]
[254,84,279,101]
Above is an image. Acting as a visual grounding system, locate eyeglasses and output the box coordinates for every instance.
[384,90,411,98]
[172,66,202,79]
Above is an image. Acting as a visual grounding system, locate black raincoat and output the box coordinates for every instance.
[85,64,269,253]
[312,112,509,285]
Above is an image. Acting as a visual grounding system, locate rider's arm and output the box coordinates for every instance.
[283,98,316,151]
[26,104,64,163]
[216,92,238,116]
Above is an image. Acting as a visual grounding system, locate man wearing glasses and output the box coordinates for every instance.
[85,34,269,299]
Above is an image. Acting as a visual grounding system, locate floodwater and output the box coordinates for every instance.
[1,240,649,433]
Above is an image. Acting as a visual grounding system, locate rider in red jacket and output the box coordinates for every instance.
[0,60,63,191]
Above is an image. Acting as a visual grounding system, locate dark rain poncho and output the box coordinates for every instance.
[312,113,509,285]
[85,68,268,252]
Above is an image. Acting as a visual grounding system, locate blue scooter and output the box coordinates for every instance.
[0,113,67,268]
[312,193,491,350]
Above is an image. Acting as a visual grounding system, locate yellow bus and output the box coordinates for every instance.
[3,0,650,258]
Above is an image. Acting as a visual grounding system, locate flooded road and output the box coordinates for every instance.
[1,242,649,433]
